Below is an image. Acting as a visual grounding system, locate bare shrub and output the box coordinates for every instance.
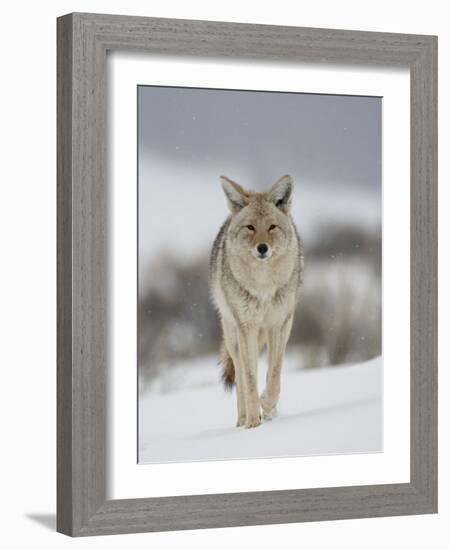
[138,256,221,381]
[291,257,381,367]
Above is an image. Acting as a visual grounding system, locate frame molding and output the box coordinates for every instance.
[57,12,437,536]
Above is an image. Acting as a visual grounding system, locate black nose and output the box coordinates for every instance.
[257,243,268,255]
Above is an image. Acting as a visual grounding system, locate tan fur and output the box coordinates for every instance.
[210,175,304,428]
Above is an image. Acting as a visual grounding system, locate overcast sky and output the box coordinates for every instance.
[137,86,381,267]
[138,86,381,190]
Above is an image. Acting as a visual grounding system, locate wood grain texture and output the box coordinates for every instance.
[57,13,74,536]
[409,36,438,509]
[56,12,438,536]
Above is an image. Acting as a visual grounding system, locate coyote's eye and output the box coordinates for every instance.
[268,224,278,231]
[245,225,255,231]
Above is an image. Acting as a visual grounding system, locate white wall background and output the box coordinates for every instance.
[0,0,445,548]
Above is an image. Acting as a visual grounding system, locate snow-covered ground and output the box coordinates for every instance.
[139,355,382,464]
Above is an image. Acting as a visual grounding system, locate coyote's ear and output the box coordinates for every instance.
[220,176,249,214]
[269,175,293,213]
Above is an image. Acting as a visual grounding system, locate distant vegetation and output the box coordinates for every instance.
[139,224,381,382]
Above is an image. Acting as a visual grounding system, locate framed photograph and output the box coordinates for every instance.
[57,13,437,536]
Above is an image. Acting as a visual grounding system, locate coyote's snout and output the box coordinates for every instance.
[209,175,304,428]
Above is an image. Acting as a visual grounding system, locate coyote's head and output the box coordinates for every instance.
[220,175,294,263]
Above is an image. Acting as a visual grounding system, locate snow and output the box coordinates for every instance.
[139,355,382,464]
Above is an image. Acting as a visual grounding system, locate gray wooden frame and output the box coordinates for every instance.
[57,12,438,537]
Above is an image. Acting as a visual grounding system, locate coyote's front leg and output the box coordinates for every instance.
[222,319,246,427]
[237,326,261,428]
[233,357,247,427]
[261,315,293,419]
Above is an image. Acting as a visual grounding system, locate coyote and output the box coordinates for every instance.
[210,175,304,428]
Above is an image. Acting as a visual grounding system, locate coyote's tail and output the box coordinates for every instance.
[220,342,235,391]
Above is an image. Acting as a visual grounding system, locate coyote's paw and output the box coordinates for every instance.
[236,415,246,428]
[245,414,262,429]
[262,407,278,421]
[260,392,278,420]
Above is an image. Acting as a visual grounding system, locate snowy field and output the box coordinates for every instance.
[139,355,382,464]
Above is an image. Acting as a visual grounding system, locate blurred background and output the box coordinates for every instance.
[138,86,381,392]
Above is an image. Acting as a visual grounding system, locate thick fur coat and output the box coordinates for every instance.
[210,175,304,428]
